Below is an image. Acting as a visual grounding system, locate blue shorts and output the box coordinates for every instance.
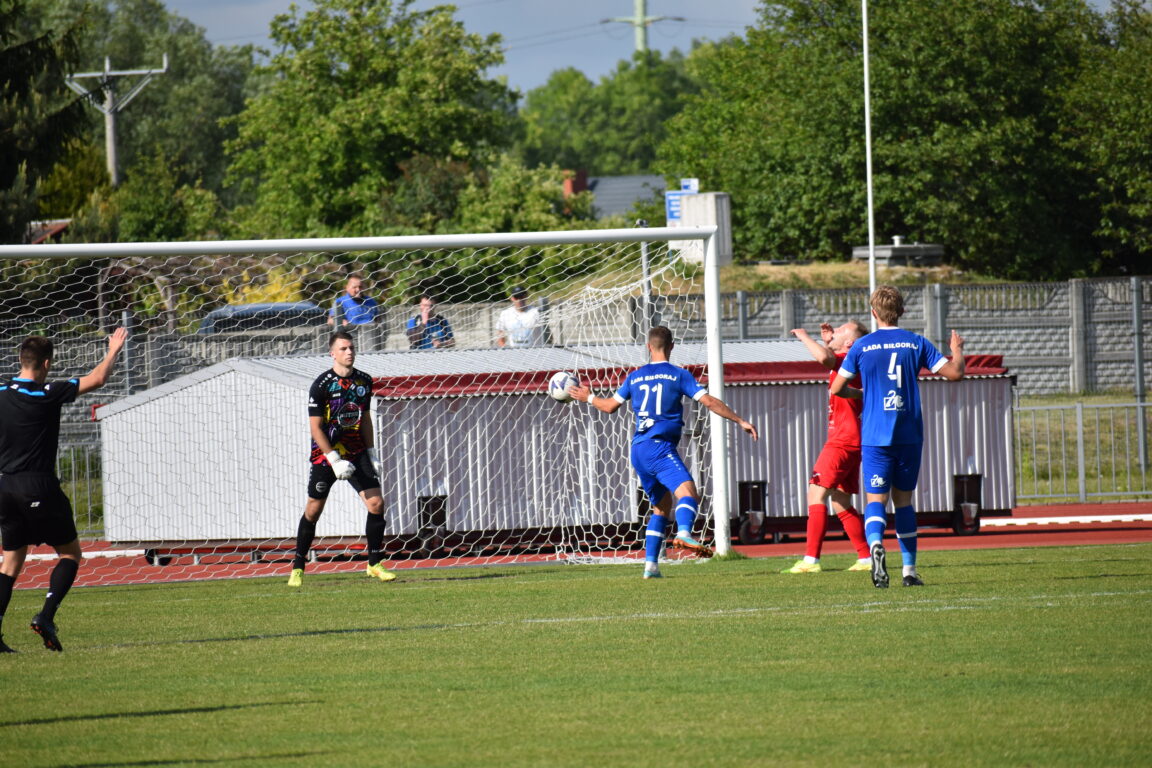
[861,444,922,495]
[631,440,694,508]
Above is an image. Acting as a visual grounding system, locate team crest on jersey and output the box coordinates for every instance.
[883,391,905,411]
[869,474,886,489]
[356,385,366,396]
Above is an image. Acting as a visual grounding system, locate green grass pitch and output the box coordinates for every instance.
[3,544,1151,767]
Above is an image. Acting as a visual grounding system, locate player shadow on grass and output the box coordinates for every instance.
[56,752,327,767]
[92,622,462,650]
[0,701,296,728]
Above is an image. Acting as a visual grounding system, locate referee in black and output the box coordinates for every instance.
[0,327,127,652]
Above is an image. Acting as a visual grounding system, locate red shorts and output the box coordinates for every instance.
[809,444,860,494]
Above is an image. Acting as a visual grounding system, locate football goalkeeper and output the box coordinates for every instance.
[568,326,759,579]
[288,331,394,587]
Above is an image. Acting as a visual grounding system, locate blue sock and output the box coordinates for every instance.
[894,505,918,567]
[645,513,669,563]
[864,501,887,547]
[674,497,699,535]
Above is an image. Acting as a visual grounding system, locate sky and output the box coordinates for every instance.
[162,0,761,95]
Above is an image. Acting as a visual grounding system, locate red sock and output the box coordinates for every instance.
[805,504,828,559]
[838,507,870,559]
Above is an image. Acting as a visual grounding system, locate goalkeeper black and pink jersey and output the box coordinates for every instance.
[0,377,79,474]
[307,368,373,463]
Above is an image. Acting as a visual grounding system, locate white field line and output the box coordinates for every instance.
[5,549,146,562]
[982,514,1152,527]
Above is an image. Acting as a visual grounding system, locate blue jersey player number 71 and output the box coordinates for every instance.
[568,326,759,580]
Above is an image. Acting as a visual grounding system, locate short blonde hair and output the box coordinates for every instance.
[870,285,904,325]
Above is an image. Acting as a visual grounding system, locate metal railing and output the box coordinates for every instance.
[58,441,103,537]
[1015,401,1152,503]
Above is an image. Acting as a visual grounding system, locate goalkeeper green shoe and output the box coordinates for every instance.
[781,559,822,574]
[287,568,303,588]
[366,562,397,582]
[671,532,714,558]
[846,559,872,572]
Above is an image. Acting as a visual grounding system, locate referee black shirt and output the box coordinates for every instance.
[0,377,79,474]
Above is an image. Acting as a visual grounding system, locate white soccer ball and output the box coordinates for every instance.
[548,370,578,402]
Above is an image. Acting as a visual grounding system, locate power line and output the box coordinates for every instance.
[503,23,603,45]
[505,28,616,53]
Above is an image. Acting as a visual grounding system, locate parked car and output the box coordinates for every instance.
[196,302,327,334]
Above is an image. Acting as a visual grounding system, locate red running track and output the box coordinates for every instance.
[6,502,1151,588]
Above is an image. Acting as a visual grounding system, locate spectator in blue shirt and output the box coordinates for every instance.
[405,294,455,350]
[328,275,378,327]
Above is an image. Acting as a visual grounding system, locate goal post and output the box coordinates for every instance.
[0,225,737,577]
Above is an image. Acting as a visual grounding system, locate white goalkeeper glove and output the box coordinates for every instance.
[325,450,355,481]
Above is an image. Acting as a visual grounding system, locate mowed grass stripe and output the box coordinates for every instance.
[2,544,1150,767]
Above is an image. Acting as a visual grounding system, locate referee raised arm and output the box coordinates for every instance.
[0,327,127,652]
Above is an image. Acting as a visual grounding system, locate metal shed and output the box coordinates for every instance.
[96,340,1013,551]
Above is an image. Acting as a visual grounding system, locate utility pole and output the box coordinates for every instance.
[66,55,169,187]
[602,0,684,53]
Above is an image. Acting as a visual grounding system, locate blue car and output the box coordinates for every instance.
[196,302,327,334]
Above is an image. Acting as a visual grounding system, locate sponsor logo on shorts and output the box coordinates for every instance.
[315,481,329,494]
[869,474,886,489]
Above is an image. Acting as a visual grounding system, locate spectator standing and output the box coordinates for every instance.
[495,286,546,347]
[328,274,378,327]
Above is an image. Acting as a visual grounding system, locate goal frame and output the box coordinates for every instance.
[0,225,735,555]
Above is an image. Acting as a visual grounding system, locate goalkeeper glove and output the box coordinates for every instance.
[325,450,355,481]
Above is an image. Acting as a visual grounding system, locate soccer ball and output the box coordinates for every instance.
[548,370,578,402]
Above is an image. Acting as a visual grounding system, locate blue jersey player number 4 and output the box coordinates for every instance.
[567,326,759,580]
[830,285,966,589]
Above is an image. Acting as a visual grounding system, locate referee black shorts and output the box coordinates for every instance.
[0,472,78,551]
[307,452,381,500]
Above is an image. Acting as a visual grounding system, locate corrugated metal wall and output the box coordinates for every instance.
[102,370,1014,542]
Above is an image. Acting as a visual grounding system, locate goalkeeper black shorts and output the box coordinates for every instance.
[0,472,78,550]
[307,451,381,500]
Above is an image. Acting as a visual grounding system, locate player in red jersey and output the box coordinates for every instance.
[781,321,872,574]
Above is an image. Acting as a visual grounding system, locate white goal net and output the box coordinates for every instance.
[0,227,737,584]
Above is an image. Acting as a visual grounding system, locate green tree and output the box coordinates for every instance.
[226,0,517,238]
[660,0,1108,278]
[518,50,698,175]
[0,0,89,243]
[1064,0,1152,273]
